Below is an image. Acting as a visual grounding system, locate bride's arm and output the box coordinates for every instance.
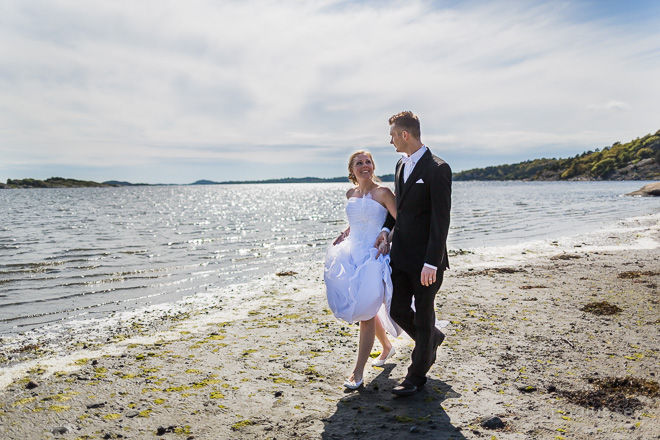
[373,187,396,257]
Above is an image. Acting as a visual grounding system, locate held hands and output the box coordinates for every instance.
[420,266,437,287]
[374,231,390,258]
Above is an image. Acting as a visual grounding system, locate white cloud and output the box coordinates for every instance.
[586,100,631,111]
[1,0,659,182]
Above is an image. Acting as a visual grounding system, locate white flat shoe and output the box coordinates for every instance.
[343,377,363,390]
[371,346,396,367]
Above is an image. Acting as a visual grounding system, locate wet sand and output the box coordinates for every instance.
[1,228,659,439]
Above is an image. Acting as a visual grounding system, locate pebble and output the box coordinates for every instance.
[517,385,537,393]
[126,410,140,418]
[51,427,69,435]
[87,402,106,409]
[26,380,39,389]
[480,415,505,429]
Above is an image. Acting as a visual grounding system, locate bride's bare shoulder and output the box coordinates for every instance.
[373,186,394,197]
[346,187,358,199]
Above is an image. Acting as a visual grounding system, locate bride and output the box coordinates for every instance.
[324,150,401,389]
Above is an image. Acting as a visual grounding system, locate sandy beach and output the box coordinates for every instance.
[1,222,659,439]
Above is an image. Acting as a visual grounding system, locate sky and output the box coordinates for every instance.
[1,0,659,184]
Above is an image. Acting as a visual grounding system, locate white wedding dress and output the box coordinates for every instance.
[324,194,401,337]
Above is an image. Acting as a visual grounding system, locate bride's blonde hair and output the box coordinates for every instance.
[347,150,382,185]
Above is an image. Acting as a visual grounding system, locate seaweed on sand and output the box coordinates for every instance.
[580,301,622,315]
[559,376,659,415]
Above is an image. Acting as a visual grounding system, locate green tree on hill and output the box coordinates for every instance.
[454,129,660,181]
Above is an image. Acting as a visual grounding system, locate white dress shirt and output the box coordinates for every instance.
[402,145,427,183]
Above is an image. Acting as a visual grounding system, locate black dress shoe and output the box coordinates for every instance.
[392,380,421,396]
[436,329,445,348]
[432,330,445,365]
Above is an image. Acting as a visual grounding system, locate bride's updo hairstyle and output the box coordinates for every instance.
[347,150,382,185]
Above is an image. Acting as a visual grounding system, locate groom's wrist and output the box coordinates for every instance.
[423,263,437,270]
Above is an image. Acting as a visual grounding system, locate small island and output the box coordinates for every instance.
[0,177,149,189]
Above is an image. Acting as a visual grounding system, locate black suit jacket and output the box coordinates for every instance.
[384,148,451,272]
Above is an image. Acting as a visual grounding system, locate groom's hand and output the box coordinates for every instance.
[374,231,389,258]
[420,266,437,287]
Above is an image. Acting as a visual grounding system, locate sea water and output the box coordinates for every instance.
[1,181,658,347]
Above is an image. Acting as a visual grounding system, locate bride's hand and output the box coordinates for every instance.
[374,231,389,257]
[376,240,390,258]
[333,228,350,245]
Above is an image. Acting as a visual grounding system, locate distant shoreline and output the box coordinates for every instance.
[0,176,377,189]
[1,174,659,189]
[4,128,658,189]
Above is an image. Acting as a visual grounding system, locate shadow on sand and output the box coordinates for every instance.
[321,364,466,439]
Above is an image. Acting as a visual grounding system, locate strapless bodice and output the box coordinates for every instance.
[345,195,388,247]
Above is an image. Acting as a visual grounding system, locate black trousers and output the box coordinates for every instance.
[390,263,444,387]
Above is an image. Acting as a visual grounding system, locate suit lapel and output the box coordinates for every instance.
[398,149,432,206]
[395,159,404,208]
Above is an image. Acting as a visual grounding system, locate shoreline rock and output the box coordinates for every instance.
[626,181,660,196]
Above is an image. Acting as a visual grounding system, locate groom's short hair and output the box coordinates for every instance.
[389,111,421,140]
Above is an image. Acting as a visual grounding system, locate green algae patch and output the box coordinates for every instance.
[41,392,78,403]
[142,387,162,394]
[27,366,47,375]
[153,398,166,405]
[49,405,71,412]
[138,409,152,417]
[74,358,89,365]
[174,426,192,435]
[272,377,295,386]
[209,391,226,399]
[118,373,137,379]
[304,366,322,378]
[12,397,37,407]
[395,415,415,423]
[103,413,122,420]
[165,385,191,393]
[185,369,202,374]
[191,378,223,388]
[208,334,225,340]
[231,420,254,431]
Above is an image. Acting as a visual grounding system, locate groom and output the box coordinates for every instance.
[376,111,452,396]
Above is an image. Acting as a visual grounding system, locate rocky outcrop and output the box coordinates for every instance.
[626,182,660,196]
